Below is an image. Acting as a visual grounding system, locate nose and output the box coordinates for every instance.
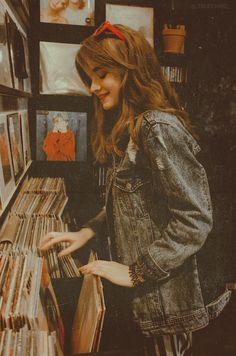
[90,79,101,94]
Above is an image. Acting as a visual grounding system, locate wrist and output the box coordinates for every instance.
[129,262,145,287]
[80,227,95,242]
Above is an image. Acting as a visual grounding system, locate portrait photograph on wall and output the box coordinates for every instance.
[40,41,89,95]
[36,110,87,162]
[20,110,31,166]
[0,114,15,208]
[105,3,154,47]
[0,3,13,88]
[7,112,24,181]
[40,0,95,26]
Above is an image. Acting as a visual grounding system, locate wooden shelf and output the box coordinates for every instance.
[0,85,32,98]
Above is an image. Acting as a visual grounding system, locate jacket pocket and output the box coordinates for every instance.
[113,172,151,219]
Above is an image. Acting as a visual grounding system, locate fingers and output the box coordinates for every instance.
[39,232,67,251]
[58,244,77,258]
[79,261,110,278]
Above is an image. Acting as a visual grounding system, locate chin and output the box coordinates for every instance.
[102,101,117,111]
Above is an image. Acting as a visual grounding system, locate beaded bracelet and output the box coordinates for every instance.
[129,263,145,287]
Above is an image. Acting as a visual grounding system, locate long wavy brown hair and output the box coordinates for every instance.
[76,24,194,163]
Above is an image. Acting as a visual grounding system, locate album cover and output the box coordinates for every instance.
[20,110,31,166]
[0,4,13,88]
[40,0,95,26]
[5,13,28,91]
[40,41,89,95]
[71,251,105,354]
[0,114,15,208]
[36,110,87,162]
[7,113,24,181]
[106,3,154,47]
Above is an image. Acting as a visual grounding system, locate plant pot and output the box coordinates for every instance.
[162,25,186,54]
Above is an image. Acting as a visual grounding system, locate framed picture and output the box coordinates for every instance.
[105,3,154,47]
[7,112,24,181]
[36,110,87,162]
[20,110,31,166]
[5,13,29,91]
[40,41,89,95]
[22,35,31,93]
[40,0,95,26]
[0,4,13,88]
[0,114,15,208]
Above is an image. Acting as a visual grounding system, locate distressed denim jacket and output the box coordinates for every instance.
[88,110,231,336]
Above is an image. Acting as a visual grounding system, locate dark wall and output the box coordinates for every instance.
[184,4,236,285]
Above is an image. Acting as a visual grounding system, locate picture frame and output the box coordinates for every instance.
[20,110,31,166]
[0,114,15,208]
[40,0,95,26]
[0,4,13,88]
[5,13,29,91]
[36,110,88,162]
[105,2,154,47]
[22,34,31,93]
[40,41,89,95]
[7,112,24,182]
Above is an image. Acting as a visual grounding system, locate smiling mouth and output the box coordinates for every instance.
[97,93,109,102]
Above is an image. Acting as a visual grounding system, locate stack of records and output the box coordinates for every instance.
[0,328,63,356]
[11,177,68,219]
[22,177,66,194]
[0,252,64,354]
[0,215,81,278]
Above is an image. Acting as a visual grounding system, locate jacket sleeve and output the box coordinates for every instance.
[135,118,213,282]
[82,206,106,236]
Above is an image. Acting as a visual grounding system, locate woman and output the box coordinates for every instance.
[40,22,231,355]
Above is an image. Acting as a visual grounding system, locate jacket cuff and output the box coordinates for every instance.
[136,252,170,282]
[82,207,106,236]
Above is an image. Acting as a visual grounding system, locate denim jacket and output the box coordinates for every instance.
[88,110,231,336]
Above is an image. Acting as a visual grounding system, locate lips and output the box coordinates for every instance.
[97,93,109,102]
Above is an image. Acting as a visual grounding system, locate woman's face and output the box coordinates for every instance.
[88,66,122,111]
[49,0,68,11]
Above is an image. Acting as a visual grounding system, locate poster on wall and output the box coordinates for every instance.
[40,0,95,26]
[0,114,15,208]
[20,110,31,166]
[7,113,24,181]
[0,4,13,88]
[36,110,87,162]
[40,41,89,95]
[106,4,154,47]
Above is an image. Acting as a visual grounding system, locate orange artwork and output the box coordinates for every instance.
[43,113,75,161]
[0,128,12,185]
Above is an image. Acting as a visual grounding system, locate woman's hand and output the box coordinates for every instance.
[38,228,95,257]
[79,260,133,288]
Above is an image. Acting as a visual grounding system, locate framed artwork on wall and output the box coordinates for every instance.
[105,3,154,47]
[36,110,87,162]
[40,41,89,95]
[0,114,15,208]
[0,4,13,88]
[5,13,29,91]
[7,112,24,182]
[20,110,31,166]
[40,0,95,26]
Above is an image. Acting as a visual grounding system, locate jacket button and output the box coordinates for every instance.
[126,182,132,189]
